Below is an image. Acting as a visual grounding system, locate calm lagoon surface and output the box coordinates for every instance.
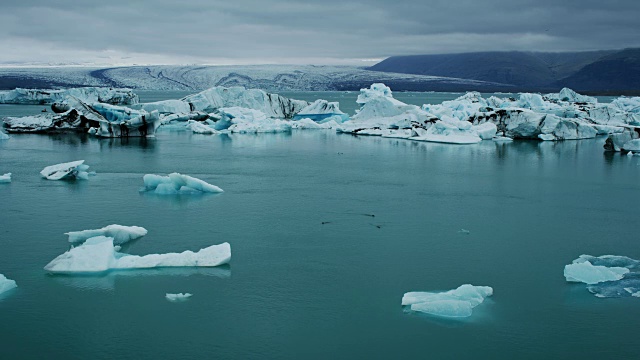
[0,91,639,359]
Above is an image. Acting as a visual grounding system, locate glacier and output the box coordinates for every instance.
[565,255,640,298]
[44,236,231,274]
[40,160,92,180]
[0,274,17,296]
[402,284,493,318]
[166,293,193,301]
[142,173,223,194]
[0,173,11,183]
[66,225,148,245]
[0,87,138,105]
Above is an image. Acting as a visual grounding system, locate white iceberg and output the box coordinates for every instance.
[0,87,138,105]
[293,99,349,123]
[402,284,493,318]
[0,274,17,296]
[564,261,629,284]
[44,236,231,274]
[0,173,10,183]
[40,160,92,180]
[142,173,223,194]
[166,293,193,301]
[65,224,148,245]
[187,120,217,134]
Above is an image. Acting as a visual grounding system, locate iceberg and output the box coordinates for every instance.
[293,99,349,123]
[44,236,231,274]
[0,274,17,296]
[402,284,493,318]
[40,160,92,180]
[0,130,9,140]
[565,255,640,298]
[181,86,309,119]
[187,120,217,134]
[0,173,10,183]
[0,87,139,105]
[142,173,223,194]
[166,293,193,301]
[66,224,148,245]
[290,118,340,130]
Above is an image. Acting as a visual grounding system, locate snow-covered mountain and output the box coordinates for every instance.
[0,65,513,92]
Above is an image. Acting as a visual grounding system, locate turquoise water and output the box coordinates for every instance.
[0,92,639,359]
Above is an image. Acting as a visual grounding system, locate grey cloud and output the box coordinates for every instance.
[0,0,638,65]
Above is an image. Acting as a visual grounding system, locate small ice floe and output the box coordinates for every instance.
[0,131,9,140]
[0,274,17,296]
[166,293,193,302]
[565,255,640,298]
[492,136,514,142]
[0,173,11,183]
[458,229,470,235]
[44,236,231,274]
[40,160,93,180]
[65,224,148,245]
[402,284,493,318]
[141,173,223,195]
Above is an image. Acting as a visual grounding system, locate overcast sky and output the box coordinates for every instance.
[1,0,639,65]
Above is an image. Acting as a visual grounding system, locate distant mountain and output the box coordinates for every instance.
[369,49,640,93]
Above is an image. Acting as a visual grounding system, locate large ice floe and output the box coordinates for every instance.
[40,160,93,180]
[3,95,160,137]
[0,274,17,296]
[66,225,147,245]
[0,87,138,105]
[402,284,493,318]
[0,173,11,183]
[564,255,640,298]
[44,236,231,274]
[141,173,223,195]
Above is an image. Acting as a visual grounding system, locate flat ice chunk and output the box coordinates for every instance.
[187,120,217,134]
[166,293,193,301]
[142,173,223,194]
[0,274,17,295]
[0,130,9,140]
[0,173,11,183]
[564,260,629,284]
[402,284,493,318]
[65,224,148,245]
[44,237,231,274]
[40,160,91,180]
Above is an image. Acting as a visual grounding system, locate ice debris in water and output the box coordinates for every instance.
[40,160,93,180]
[0,173,11,183]
[44,236,231,274]
[0,274,17,296]
[142,173,223,194]
[0,130,9,140]
[565,255,640,298]
[166,293,193,301]
[402,284,493,318]
[65,224,148,245]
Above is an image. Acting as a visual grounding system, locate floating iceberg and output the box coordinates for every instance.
[44,236,231,274]
[166,293,193,301]
[181,86,309,119]
[402,284,493,318]
[187,120,217,134]
[0,274,17,296]
[66,225,148,245]
[142,173,223,194]
[0,130,9,140]
[0,87,138,105]
[565,255,640,298]
[0,173,10,183]
[293,100,349,123]
[40,160,92,180]
[290,118,340,130]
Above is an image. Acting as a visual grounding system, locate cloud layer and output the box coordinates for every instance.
[1,0,639,65]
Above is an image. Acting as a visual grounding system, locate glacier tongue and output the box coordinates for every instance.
[44,237,231,274]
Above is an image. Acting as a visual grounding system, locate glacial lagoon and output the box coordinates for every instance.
[0,91,639,359]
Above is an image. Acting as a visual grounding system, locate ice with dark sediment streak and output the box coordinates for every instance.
[40,160,92,180]
[565,255,640,298]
